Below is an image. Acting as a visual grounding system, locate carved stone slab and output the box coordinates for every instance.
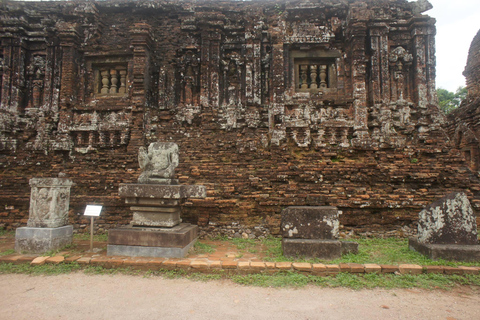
[27,177,74,228]
[417,192,478,245]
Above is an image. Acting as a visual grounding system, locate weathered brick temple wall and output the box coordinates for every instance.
[1,0,479,236]
[446,30,480,173]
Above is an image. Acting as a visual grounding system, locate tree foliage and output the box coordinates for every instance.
[437,86,467,114]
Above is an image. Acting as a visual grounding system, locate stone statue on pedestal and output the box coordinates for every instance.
[138,142,179,184]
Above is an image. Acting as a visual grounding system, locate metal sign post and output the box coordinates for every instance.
[83,205,103,252]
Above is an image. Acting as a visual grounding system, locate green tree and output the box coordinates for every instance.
[437,86,467,114]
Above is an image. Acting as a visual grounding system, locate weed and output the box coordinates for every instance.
[0,227,12,237]
[0,249,16,256]
[193,241,215,254]
[410,158,419,164]
[232,271,480,290]
[232,272,312,288]
[0,262,82,275]
[187,272,223,282]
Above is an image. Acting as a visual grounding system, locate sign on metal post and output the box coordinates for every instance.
[84,205,102,252]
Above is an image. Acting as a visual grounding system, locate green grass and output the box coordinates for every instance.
[231,271,480,290]
[0,227,14,239]
[193,241,215,254]
[0,261,479,290]
[259,236,480,267]
[0,262,82,275]
[0,249,15,256]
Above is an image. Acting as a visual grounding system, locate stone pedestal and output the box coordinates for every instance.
[15,177,74,254]
[107,224,198,258]
[15,226,73,254]
[107,183,206,258]
[281,206,358,259]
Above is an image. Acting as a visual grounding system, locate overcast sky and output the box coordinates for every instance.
[427,0,480,92]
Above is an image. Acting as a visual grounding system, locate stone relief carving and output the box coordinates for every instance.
[138,142,179,184]
[286,22,335,44]
[389,46,413,102]
[27,177,73,228]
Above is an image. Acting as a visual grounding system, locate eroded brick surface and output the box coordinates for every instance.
[0,0,479,237]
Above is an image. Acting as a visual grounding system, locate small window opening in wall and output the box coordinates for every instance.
[299,64,328,89]
[96,66,127,96]
[295,59,336,92]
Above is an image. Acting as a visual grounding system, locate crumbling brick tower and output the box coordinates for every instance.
[0,0,478,236]
[446,29,480,172]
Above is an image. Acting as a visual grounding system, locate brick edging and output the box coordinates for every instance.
[1,254,479,276]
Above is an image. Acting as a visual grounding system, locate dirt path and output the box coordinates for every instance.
[0,273,479,320]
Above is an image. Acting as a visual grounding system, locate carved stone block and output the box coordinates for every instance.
[281,206,339,239]
[27,177,74,228]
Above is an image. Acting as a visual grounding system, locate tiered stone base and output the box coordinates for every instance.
[107,223,198,258]
[409,237,480,262]
[15,225,73,254]
[282,239,358,260]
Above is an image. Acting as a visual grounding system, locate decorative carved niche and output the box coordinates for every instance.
[288,49,340,94]
[176,49,200,106]
[0,55,3,101]
[389,46,413,101]
[221,51,244,106]
[26,54,46,109]
[94,65,128,97]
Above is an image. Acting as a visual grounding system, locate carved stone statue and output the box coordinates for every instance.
[137,142,179,184]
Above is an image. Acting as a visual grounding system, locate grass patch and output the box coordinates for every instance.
[0,227,14,237]
[231,272,480,290]
[0,262,82,275]
[258,236,480,267]
[193,241,215,254]
[0,249,16,256]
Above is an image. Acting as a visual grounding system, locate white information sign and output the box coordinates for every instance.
[84,205,102,217]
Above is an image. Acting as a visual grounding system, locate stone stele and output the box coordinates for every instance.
[409,192,480,261]
[417,192,478,245]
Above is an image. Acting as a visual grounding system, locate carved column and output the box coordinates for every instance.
[129,22,153,152]
[245,30,262,106]
[0,36,27,114]
[58,24,80,108]
[348,21,369,145]
[369,23,390,104]
[409,17,436,108]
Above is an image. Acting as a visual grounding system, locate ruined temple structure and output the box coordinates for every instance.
[446,29,480,172]
[1,0,479,236]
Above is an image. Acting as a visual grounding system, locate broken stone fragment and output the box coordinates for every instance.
[417,192,478,245]
[137,142,179,184]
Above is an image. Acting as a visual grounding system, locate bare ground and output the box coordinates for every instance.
[0,273,479,320]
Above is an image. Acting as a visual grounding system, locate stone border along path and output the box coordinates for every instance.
[1,253,479,276]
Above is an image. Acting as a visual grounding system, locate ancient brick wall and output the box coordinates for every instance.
[1,0,479,235]
[446,29,480,173]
